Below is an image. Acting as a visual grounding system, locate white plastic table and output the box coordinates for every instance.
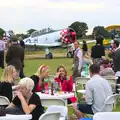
[36,92,74,106]
[0,114,32,120]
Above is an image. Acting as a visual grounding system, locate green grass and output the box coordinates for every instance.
[24,58,73,77]
[0,58,120,117]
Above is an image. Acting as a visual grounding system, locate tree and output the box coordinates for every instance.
[27,29,37,35]
[92,26,111,38]
[16,33,29,39]
[0,28,5,37]
[69,21,88,39]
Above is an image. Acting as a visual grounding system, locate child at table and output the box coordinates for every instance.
[30,65,50,92]
[54,65,77,104]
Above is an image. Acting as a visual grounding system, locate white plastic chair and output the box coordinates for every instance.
[77,90,85,94]
[0,114,32,120]
[0,96,10,106]
[39,112,61,120]
[46,105,68,120]
[101,94,119,111]
[75,77,88,98]
[85,94,119,118]
[41,98,65,107]
[93,112,120,120]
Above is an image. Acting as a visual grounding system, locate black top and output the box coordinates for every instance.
[30,75,39,92]
[20,41,25,49]
[12,93,44,120]
[6,44,24,66]
[91,44,105,59]
[82,43,88,52]
[0,82,12,102]
[113,48,120,72]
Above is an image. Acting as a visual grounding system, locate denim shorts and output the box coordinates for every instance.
[77,104,94,114]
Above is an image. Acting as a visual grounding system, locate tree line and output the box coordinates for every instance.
[0,21,112,40]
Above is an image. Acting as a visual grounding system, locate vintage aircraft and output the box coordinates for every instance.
[105,25,120,41]
[23,28,77,58]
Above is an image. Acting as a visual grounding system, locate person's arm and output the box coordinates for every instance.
[85,83,93,105]
[20,47,24,66]
[67,76,73,92]
[77,50,83,71]
[16,91,36,114]
[91,47,93,58]
[6,103,16,109]
[2,42,6,51]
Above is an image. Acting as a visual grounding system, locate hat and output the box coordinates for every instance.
[10,35,18,42]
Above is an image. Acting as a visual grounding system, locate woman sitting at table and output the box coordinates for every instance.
[30,65,50,92]
[0,65,20,102]
[100,59,115,76]
[6,77,44,120]
[55,65,77,104]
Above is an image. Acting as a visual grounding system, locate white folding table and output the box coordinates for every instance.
[36,92,74,106]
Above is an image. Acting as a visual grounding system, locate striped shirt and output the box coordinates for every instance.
[75,48,83,70]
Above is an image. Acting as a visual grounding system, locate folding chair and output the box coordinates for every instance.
[85,94,119,118]
[93,112,120,120]
[0,96,10,106]
[46,105,68,120]
[41,98,65,107]
[75,77,88,101]
[0,114,32,120]
[39,112,61,120]
[102,94,119,110]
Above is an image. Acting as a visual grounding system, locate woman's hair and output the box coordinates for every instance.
[96,35,104,45]
[35,65,49,76]
[57,65,67,76]
[83,52,90,59]
[1,65,16,83]
[18,77,34,91]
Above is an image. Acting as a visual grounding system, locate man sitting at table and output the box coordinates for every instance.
[72,64,113,119]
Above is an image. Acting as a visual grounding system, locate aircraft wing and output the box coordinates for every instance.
[24,42,61,47]
[79,40,96,44]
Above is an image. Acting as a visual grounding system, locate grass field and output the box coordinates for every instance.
[0,58,120,117]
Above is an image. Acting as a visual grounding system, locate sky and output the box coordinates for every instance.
[0,0,120,34]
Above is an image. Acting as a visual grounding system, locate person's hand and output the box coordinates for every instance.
[16,91,24,100]
[56,72,61,78]
[72,64,74,70]
[82,95,86,100]
[66,76,70,81]
[72,103,78,110]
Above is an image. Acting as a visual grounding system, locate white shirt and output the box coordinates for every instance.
[75,48,83,71]
[85,74,113,113]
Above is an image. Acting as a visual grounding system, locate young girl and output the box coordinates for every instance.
[55,65,77,104]
[30,65,50,92]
